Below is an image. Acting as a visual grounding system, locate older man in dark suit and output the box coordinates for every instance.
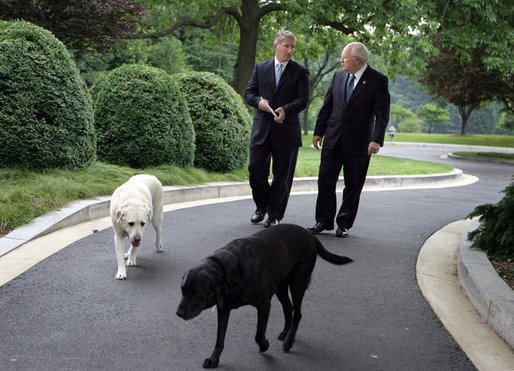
[308,42,390,238]
[245,30,310,228]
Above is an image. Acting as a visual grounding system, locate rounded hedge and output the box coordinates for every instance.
[174,72,251,172]
[0,20,96,169]
[94,64,195,168]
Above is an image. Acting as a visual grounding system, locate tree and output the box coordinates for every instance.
[124,0,437,96]
[296,27,347,134]
[425,0,513,80]
[0,0,145,51]
[416,103,449,134]
[390,104,416,130]
[126,0,287,96]
[418,40,499,135]
[418,0,514,133]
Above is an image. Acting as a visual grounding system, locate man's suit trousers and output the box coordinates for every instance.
[315,138,370,229]
[249,142,298,221]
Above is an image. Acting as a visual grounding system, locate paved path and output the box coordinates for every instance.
[0,144,512,370]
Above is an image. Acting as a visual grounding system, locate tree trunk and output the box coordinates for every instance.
[458,105,476,135]
[303,107,309,135]
[233,0,260,97]
[303,58,310,135]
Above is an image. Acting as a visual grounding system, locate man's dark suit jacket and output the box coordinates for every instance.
[314,66,390,154]
[245,59,310,148]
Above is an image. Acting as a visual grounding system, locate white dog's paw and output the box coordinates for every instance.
[115,270,127,280]
[126,259,137,267]
[155,241,163,252]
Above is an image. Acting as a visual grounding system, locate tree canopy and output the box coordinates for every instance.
[419,37,503,135]
[0,0,145,51]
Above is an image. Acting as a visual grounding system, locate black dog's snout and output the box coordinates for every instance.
[176,304,186,319]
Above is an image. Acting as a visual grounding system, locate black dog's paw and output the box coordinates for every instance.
[278,331,288,341]
[258,339,270,352]
[282,338,294,353]
[203,357,219,368]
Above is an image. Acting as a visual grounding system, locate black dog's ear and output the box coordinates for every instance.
[210,250,241,288]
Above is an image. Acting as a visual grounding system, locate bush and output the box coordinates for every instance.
[89,71,110,108]
[0,20,96,169]
[468,177,514,259]
[94,64,195,168]
[174,72,251,172]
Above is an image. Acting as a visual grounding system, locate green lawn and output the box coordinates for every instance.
[1,132,510,234]
[388,133,514,148]
[452,152,514,162]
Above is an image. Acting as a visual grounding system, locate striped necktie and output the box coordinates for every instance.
[346,74,355,103]
[275,63,283,86]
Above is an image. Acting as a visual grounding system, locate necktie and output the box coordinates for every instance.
[275,63,283,86]
[346,74,355,103]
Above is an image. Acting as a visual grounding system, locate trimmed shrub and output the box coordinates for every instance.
[174,72,251,172]
[89,71,111,108]
[94,64,195,168]
[468,177,514,259]
[0,20,96,169]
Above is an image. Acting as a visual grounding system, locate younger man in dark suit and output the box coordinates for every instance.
[308,42,390,237]
[245,30,310,228]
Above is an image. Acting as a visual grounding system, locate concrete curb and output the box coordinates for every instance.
[458,219,514,348]
[0,169,464,258]
[448,153,514,166]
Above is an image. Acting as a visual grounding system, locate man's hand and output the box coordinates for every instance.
[313,135,323,150]
[258,98,270,112]
[274,107,285,123]
[368,141,380,155]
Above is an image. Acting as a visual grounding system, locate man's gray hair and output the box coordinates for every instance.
[274,30,296,45]
[348,42,369,64]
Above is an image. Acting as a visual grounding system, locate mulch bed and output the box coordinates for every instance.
[490,258,514,290]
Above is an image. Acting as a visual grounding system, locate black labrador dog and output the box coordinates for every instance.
[176,224,353,368]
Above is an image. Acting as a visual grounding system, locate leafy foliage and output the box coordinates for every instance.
[468,178,514,259]
[0,20,96,170]
[174,72,251,172]
[425,0,513,80]
[0,0,145,51]
[416,103,449,134]
[418,37,501,134]
[94,64,195,168]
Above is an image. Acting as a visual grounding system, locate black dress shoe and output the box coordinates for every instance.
[263,218,280,228]
[336,227,349,238]
[307,222,334,234]
[251,209,266,223]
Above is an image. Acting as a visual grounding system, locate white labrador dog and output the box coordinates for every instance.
[110,174,164,280]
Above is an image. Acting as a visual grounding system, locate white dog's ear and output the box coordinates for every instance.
[116,208,124,224]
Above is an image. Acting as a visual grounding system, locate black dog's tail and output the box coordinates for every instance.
[315,238,353,265]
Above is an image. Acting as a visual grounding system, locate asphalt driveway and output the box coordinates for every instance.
[0,144,511,370]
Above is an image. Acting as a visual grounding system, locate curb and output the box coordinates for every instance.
[448,153,514,166]
[0,169,464,258]
[458,219,514,348]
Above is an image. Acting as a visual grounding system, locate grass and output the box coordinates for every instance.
[452,152,514,162]
[388,133,514,148]
[1,132,510,234]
